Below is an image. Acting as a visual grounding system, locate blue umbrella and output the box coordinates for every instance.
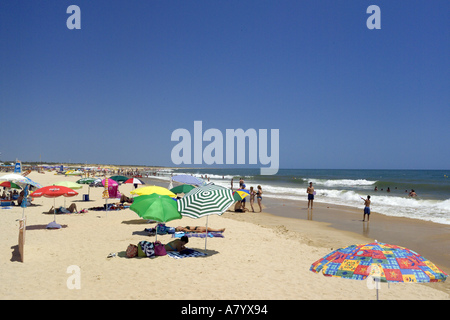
[172,174,207,186]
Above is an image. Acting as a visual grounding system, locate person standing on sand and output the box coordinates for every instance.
[362,195,371,222]
[307,182,314,209]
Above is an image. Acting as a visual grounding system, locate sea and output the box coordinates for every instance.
[144,168,450,226]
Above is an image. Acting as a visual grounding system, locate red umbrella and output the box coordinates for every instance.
[31,186,78,228]
[124,178,145,185]
[0,181,22,189]
[31,186,78,198]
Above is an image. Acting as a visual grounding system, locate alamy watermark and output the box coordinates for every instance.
[171,121,279,175]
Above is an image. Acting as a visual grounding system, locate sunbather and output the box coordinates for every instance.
[175,226,225,233]
[164,236,189,252]
[48,203,78,214]
[120,194,134,204]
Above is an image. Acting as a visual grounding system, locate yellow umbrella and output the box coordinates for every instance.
[130,186,176,198]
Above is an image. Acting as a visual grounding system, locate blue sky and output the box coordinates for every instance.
[1,1,449,170]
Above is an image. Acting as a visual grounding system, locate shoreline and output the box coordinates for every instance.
[0,172,448,299]
[142,175,450,272]
[142,176,450,293]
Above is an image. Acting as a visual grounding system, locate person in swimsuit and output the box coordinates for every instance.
[175,226,226,233]
[307,182,314,209]
[256,185,263,212]
[362,195,371,222]
[164,236,189,252]
[249,186,256,212]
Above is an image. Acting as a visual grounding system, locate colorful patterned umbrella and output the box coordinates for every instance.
[310,241,448,299]
[0,181,22,189]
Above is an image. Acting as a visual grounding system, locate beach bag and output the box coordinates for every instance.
[156,223,168,235]
[154,241,167,256]
[126,244,138,258]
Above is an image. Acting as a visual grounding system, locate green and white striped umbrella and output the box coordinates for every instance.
[177,184,235,219]
[177,184,235,250]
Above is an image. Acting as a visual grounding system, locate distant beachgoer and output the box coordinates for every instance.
[362,196,371,222]
[387,187,390,193]
[409,189,417,197]
[307,182,314,209]
[256,185,263,212]
[374,186,378,191]
[175,226,225,233]
[231,178,234,190]
[249,186,256,212]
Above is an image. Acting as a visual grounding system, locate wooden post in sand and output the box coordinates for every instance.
[18,218,26,262]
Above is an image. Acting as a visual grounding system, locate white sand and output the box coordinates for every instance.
[0,171,448,300]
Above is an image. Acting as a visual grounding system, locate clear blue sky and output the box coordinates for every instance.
[1,1,449,169]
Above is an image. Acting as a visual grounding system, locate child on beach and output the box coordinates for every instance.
[361,196,371,222]
[256,185,263,212]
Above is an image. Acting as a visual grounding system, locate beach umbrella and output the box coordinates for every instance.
[233,189,250,201]
[110,175,128,183]
[76,178,96,184]
[101,178,118,187]
[130,194,181,240]
[124,178,145,185]
[0,173,42,188]
[53,181,83,189]
[177,184,234,250]
[130,186,176,198]
[172,174,207,186]
[310,241,448,300]
[170,184,195,194]
[30,186,78,229]
[0,181,22,189]
[53,181,83,206]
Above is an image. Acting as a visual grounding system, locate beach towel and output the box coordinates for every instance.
[139,241,155,258]
[172,232,224,238]
[166,248,207,259]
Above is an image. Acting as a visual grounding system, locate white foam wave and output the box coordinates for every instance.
[263,187,450,225]
[307,178,376,187]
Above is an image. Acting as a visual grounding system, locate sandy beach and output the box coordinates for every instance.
[0,171,448,300]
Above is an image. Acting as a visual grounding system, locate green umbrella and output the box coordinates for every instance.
[110,175,128,182]
[131,194,181,222]
[76,178,96,184]
[130,194,182,241]
[170,184,195,194]
[53,181,83,189]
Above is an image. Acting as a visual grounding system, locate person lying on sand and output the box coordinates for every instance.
[164,236,189,252]
[175,226,225,233]
[120,194,134,204]
[48,203,78,214]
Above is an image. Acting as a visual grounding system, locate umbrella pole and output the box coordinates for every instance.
[205,215,209,251]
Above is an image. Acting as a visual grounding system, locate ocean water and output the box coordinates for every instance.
[145,168,450,225]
